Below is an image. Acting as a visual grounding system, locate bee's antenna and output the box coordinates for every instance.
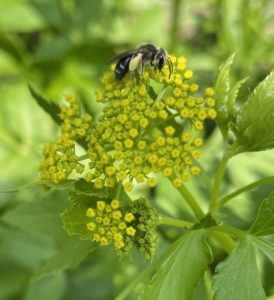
[166,56,173,78]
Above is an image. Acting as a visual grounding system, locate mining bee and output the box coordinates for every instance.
[109,43,173,81]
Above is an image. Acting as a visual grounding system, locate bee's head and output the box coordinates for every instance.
[154,48,173,78]
[154,48,166,70]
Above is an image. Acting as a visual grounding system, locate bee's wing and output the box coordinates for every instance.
[108,49,137,64]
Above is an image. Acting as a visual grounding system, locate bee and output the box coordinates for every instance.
[109,43,173,81]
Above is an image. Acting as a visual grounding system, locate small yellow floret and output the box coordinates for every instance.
[97,201,106,211]
[86,208,96,218]
[87,222,96,231]
[111,199,120,210]
[126,226,136,236]
[124,212,135,223]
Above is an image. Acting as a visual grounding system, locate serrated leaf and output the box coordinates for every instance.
[74,180,111,198]
[142,230,211,300]
[252,238,274,265]
[214,54,235,138]
[61,198,94,239]
[212,238,265,300]
[227,77,248,122]
[28,85,61,125]
[73,179,131,205]
[233,72,274,152]
[250,192,274,236]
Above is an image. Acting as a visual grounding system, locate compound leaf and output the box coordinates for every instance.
[212,238,265,300]
[141,230,211,300]
[250,191,274,236]
[233,72,274,153]
[214,54,235,138]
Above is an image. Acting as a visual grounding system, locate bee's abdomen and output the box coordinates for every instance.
[115,55,132,80]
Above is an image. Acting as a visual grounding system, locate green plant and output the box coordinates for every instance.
[30,53,274,299]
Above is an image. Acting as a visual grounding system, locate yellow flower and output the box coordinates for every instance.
[111,199,120,210]
[147,177,157,187]
[126,226,136,236]
[124,212,135,223]
[86,208,96,218]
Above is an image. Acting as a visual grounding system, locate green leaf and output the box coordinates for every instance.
[2,195,93,279]
[2,193,67,237]
[61,195,95,240]
[212,238,265,300]
[33,237,93,281]
[141,230,211,300]
[214,54,235,138]
[252,238,274,265]
[0,226,55,270]
[24,272,66,300]
[73,180,131,205]
[227,77,248,122]
[0,260,29,300]
[0,1,46,32]
[250,192,274,236]
[28,85,61,125]
[233,72,274,153]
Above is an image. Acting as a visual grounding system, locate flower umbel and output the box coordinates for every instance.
[86,198,159,258]
[39,54,216,190]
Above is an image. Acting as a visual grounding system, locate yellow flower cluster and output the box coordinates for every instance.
[39,95,92,184]
[86,199,136,251]
[86,55,216,189]
[39,54,217,190]
[86,198,158,258]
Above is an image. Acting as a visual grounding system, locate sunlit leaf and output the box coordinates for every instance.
[212,238,265,300]
[252,238,274,265]
[141,230,211,300]
[233,72,274,153]
[214,54,235,138]
[28,85,61,125]
[250,192,274,236]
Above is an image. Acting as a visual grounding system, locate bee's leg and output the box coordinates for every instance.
[130,71,135,80]
[129,53,142,81]
[140,58,145,78]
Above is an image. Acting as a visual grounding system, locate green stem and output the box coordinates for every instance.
[209,230,236,254]
[169,0,183,51]
[177,183,205,220]
[115,181,122,199]
[219,176,274,207]
[159,216,193,229]
[209,225,247,239]
[209,154,230,213]
[78,154,88,161]
[204,269,213,300]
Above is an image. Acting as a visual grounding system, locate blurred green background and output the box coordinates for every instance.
[1,0,274,299]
